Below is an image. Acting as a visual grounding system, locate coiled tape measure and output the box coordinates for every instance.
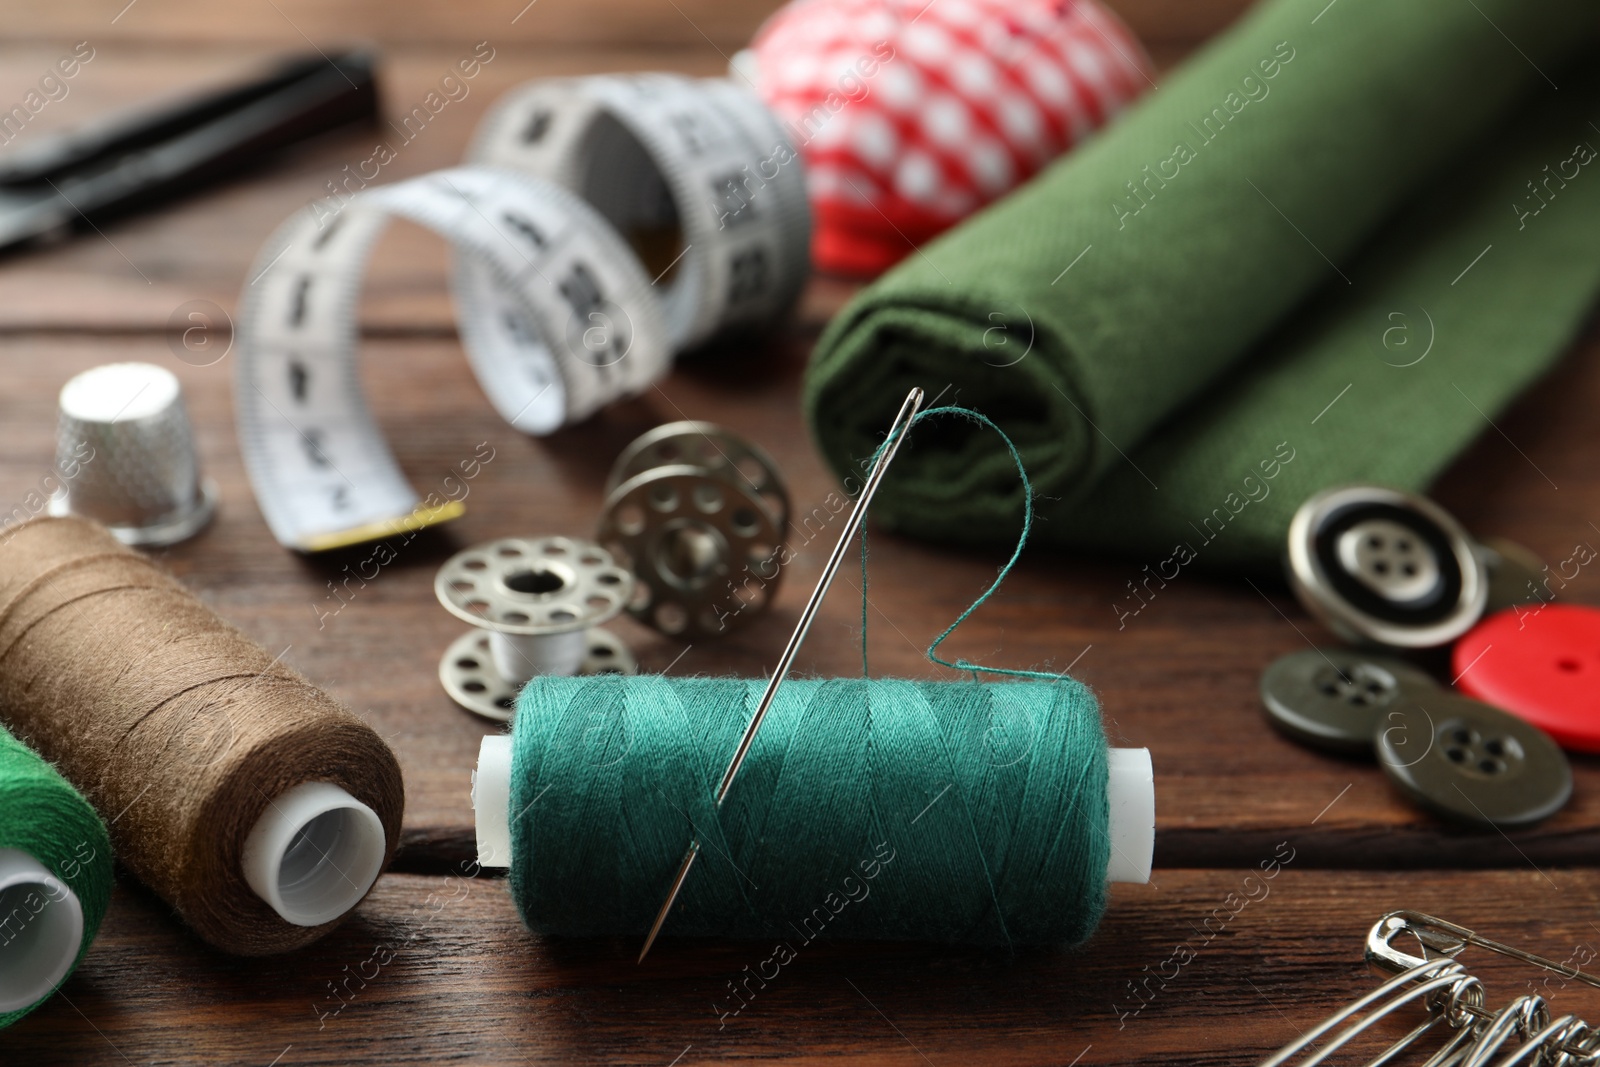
[236,74,809,552]
[468,73,810,352]
[236,167,667,551]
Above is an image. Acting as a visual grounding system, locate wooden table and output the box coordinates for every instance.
[6,1,1600,1063]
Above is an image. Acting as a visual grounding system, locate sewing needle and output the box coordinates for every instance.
[637,385,926,962]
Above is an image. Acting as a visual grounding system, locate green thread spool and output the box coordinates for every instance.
[0,723,112,1028]
[474,675,1151,945]
[471,406,1154,946]
[470,409,1152,940]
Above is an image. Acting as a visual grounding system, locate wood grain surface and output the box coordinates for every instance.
[15,869,1600,1066]
[2,0,1599,1062]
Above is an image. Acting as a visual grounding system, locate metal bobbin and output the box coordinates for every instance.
[435,535,637,722]
[597,422,790,639]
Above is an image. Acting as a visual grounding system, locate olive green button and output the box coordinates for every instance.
[1261,648,1440,755]
[1374,693,1571,828]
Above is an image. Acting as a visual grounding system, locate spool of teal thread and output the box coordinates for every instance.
[473,675,1151,946]
[0,723,113,1028]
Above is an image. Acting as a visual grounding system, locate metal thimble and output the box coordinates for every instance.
[47,362,217,546]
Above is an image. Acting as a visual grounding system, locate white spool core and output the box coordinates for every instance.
[1105,748,1155,885]
[473,735,514,868]
[242,782,387,927]
[0,847,84,1013]
[471,737,1156,884]
[490,629,588,685]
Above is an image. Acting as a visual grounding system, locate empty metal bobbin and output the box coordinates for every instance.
[597,422,789,639]
[435,535,637,722]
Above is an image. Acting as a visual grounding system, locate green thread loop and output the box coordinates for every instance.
[862,405,1059,681]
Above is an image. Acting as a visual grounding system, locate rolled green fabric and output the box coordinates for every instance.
[1071,60,1600,573]
[804,0,1600,562]
[0,723,112,1028]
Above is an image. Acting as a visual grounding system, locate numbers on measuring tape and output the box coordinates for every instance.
[289,360,309,402]
[711,171,758,228]
[670,111,709,157]
[289,275,313,327]
[237,164,676,550]
[301,428,332,469]
[575,307,630,367]
[501,211,547,251]
[313,216,344,250]
[501,310,540,349]
[728,247,769,304]
[559,262,605,320]
[521,108,553,145]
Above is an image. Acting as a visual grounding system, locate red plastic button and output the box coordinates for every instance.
[1453,603,1600,752]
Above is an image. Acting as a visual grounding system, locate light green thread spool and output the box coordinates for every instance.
[0,723,112,1027]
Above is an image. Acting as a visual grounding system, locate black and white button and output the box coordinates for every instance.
[1286,485,1487,649]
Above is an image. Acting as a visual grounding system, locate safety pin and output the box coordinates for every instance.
[636,385,926,962]
[1259,957,1480,1067]
[1458,996,1549,1067]
[1260,912,1600,1067]
[1370,912,1600,993]
[1473,1014,1590,1067]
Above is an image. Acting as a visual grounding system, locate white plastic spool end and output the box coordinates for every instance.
[242,782,387,927]
[1105,748,1155,885]
[0,847,85,1014]
[471,738,1156,883]
[474,735,514,869]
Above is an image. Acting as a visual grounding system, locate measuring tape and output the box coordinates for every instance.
[235,166,668,552]
[468,73,811,352]
[237,75,808,553]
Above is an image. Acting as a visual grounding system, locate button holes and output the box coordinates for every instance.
[1320,682,1340,696]
[1452,728,1473,745]
[1485,738,1505,757]
[1479,758,1505,775]
[1559,657,1582,673]
[1368,535,1383,548]
[1348,693,1369,706]
[1373,561,1390,575]
[1396,539,1412,552]
[1401,563,1417,576]
[1364,681,1384,695]
[1447,747,1468,763]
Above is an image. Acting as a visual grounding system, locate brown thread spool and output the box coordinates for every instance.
[0,516,403,955]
